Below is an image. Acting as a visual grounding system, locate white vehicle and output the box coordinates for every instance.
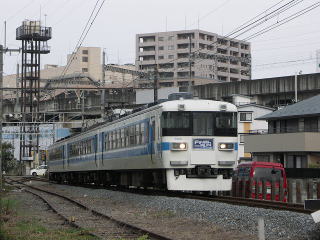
[30,165,47,176]
[48,98,238,191]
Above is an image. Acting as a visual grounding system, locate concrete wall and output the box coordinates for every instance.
[193,73,320,107]
[245,132,320,153]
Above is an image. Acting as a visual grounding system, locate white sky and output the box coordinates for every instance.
[1,0,320,79]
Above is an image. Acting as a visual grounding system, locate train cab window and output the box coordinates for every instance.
[215,112,237,136]
[193,112,213,136]
[161,112,191,136]
[161,111,237,136]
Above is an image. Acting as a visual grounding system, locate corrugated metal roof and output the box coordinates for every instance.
[257,94,320,120]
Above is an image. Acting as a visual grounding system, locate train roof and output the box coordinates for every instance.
[159,99,237,112]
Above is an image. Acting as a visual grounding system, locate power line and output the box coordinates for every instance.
[187,0,232,28]
[59,0,102,78]
[244,2,320,41]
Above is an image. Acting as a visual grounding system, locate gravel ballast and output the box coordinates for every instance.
[43,182,320,240]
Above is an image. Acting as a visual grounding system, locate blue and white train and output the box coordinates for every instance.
[48,99,238,191]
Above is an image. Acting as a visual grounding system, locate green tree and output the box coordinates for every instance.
[1,143,16,173]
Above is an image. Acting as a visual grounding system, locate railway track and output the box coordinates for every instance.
[6,177,173,240]
[16,176,312,214]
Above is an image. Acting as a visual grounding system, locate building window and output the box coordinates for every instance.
[168,55,174,59]
[168,45,174,50]
[82,50,88,54]
[239,134,244,144]
[82,56,88,62]
[168,36,174,41]
[240,112,252,122]
[158,55,164,60]
[82,68,88,73]
[158,46,164,51]
[158,37,164,41]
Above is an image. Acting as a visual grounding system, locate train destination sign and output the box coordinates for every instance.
[193,139,214,150]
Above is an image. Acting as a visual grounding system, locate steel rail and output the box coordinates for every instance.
[21,176,312,214]
[4,179,100,239]
[7,177,173,240]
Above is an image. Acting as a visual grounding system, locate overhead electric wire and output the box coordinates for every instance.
[244,2,320,41]
[191,0,304,68]
[59,0,106,79]
[227,0,301,37]
[187,0,232,28]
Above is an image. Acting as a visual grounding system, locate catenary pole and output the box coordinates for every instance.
[0,45,3,190]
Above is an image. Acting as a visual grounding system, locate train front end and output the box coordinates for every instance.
[161,100,238,191]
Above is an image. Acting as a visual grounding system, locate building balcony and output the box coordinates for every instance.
[244,130,320,153]
[138,50,156,56]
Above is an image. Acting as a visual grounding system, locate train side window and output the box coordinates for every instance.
[116,131,119,149]
[109,132,112,150]
[114,131,117,149]
[104,134,108,151]
[114,131,118,149]
[125,127,129,147]
[117,130,121,149]
[136,124,140,145]
[129,125,135,146]
[120,129,124,148]
[140,123,145,144]
[86,140,89,154]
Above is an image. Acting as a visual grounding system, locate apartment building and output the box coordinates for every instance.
[136,29,251,88]
[245,94,320,170]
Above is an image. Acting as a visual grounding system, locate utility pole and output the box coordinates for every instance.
[0,45,3,190]
[101,49,106,120]
[294,73,298,103]
[188,34,192,94]
[0,43,17,188]
[154,64,159,103]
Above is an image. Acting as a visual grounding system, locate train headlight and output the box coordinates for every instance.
[218,143,234,151]
[171,142,187,151]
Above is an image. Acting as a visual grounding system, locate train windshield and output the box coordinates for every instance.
[161,111,237,136]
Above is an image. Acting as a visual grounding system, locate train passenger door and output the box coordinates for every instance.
[100,132,104,166]
[150,116,160,162]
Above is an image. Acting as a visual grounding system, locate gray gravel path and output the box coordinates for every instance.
[51,184,320,240]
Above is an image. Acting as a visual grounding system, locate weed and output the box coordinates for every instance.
[152,209,175,218]
[0,198,17,216]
